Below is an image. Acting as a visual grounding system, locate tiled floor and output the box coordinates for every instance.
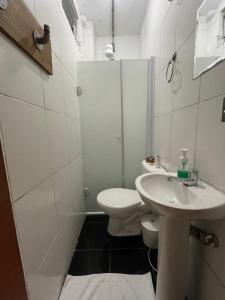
[68,215,158,289]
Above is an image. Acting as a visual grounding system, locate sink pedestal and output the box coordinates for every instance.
[156,216,190,300]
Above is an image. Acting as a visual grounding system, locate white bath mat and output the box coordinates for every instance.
[59,273,155,300]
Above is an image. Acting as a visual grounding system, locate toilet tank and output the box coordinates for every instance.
[142,160,166,174]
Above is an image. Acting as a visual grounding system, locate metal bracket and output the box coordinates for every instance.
[190,226,219,248]
[77,86,82,96]
[84,188,90,197]
[0,0,8,10]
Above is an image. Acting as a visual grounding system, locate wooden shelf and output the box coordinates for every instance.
[0,0,53,75]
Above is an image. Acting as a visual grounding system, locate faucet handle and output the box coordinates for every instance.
[188,169,199,182]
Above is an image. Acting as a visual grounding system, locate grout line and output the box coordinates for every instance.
[172,101,199,113]
[45,107,77,120]
[0,91,77,121]
[199,92,225,104]
[176,29,196,54]
[202,256,225,291]
[157,101,200,119]
[36,232,59,274]
[12,155,82,203]
[0,91,45,110]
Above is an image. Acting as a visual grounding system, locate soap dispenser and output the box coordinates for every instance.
[177,149,189,179]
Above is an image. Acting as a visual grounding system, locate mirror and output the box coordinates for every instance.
[194,0,225,78]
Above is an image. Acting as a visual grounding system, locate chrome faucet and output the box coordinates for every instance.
[167,169,199,186]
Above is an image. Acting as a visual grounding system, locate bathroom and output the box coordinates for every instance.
[0,0,225,299]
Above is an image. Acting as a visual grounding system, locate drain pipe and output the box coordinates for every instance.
[112,0,115,54]
[190,225,219,248]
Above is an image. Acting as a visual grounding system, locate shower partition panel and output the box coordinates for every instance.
[78,61,123,212]
[78,59,151,212]
[122,59,149,189]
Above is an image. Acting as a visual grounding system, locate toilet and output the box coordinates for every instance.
[97,161,166,238]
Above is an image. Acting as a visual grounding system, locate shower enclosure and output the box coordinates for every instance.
[78,59,154,212]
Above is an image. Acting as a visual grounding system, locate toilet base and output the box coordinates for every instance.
[141,214,159,248]
[107,216,142,236]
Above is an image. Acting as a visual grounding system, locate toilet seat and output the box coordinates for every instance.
[97,188,143,218]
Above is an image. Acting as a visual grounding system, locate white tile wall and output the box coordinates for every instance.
[197,218,225,288]
[62,67,78,118]
[66,118,81,162]
[43,54,65,114]
[13,178,58,276]
[154,113,172,165]
[53,164,74,225]
[0,95,51,201]
[28,221,77,300]
[0,34,44,107]
[196,96,225,192]
[159,4,176,72]
[173,32,200,110]
[141,0,225,298]
[171,105,198,168]
[176,0,203,50]
[0,1,85,299]
[197,258,225,300]
[47,111,70,173]
[200,60,225,101]
[155,70,173,116]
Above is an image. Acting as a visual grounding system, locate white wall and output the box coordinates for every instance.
[0,0,86,299]
[141,0,225,299]
[96,35,140,60]
[122,60,149,189]
[82,19,96,61]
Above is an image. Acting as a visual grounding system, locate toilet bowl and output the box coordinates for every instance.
[97,188,148,236]
[97,161,166,237]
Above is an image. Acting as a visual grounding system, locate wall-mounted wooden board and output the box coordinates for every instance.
[0,0,53,75]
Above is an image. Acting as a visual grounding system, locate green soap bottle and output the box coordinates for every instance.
[177,149,189,179]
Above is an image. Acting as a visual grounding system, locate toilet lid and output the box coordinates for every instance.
[97,188,143,209]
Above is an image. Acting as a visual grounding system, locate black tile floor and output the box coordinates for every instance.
[68,215,158,290]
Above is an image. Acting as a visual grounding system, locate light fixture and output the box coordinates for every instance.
[105,44,114,60]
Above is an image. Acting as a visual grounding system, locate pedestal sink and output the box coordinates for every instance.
[135,172,225,300]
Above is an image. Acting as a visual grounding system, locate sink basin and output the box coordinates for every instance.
[135,172,225,220]
[135,172,225,300]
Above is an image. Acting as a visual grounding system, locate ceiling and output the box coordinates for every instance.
[78,0,149,36]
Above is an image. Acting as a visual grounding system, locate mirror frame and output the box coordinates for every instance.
[193,0,225,79]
